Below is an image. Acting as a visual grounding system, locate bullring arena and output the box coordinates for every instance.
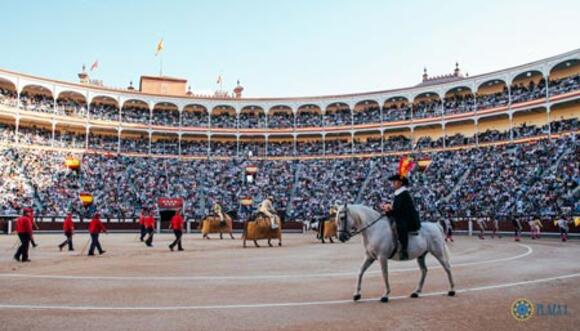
[0,232,579,331]
[1,2,580,330]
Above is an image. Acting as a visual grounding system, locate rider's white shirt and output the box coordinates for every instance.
[394,187,407,196]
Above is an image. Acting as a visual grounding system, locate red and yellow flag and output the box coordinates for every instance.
[398,156,416,178]
[79,192,94,206]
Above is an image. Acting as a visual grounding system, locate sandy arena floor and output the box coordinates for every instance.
[0,232,578,331]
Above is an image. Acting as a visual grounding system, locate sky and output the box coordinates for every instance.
[1,0,578,97]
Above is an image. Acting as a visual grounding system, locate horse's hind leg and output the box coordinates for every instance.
[433,248,455,296]
[220,232,223,240]
[268,238,273,247]
[254,240,260,248]
[230,232,235,239]
[378,255,391,303]
[278,235,282,247]
[411,253,428,298]
[353,256,375,302]
[328,236,334,244]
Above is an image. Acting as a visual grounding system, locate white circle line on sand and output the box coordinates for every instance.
[0,271,578,311]
[0,244,533,281]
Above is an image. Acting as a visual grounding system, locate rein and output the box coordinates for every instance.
[338,204,388,238]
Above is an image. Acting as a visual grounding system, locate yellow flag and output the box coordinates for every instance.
[574,216,580,227]
[155,38,164,56]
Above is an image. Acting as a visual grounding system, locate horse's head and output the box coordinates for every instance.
[336,204,359,243]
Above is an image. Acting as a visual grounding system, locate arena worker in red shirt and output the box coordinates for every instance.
[58,212,75,251]
[88,212,107,256]
[139,209,147,242]
[168,210,184,251]
[13,209,34,262]
[24,208,39,248]
[144,212,156,247]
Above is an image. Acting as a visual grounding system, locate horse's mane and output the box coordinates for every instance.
[348,204,382,221]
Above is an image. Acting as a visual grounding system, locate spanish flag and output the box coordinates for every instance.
[79,192,94,206]
[417,158,432,172]
[155,38,164,56]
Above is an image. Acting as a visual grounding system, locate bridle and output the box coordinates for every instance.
[338,204,388,240]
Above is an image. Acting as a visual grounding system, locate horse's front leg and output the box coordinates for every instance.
[378,255,391,302]
[411,254,428,298]
[353,256,375,301]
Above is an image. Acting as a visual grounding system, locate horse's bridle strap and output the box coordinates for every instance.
[339,204,388,238]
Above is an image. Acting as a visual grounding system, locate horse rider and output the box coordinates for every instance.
[258,196,279,229]
[319,206,338,239]
[381,174,421,261]
[212,201,226,225]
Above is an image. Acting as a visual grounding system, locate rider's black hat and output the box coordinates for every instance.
[388,174,410,186]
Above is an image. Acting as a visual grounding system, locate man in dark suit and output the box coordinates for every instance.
[381,174,421,260]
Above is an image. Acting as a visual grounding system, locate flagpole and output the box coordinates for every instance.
[160,53,163,77]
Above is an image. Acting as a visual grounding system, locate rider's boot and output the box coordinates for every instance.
[399,249,409,261]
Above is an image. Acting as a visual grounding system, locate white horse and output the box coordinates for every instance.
[336,204,455,302]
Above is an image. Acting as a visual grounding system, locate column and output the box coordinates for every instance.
[410,127,415,151]
[148,131,152,155]
[51,122,56,147]
[547,107,552,138]
[207,135,211,158]
[15,117,20,143]
[509,114,514,141]
[380,131,384,156]
[85,126,89,149]
[545,75,551,140]
[475,120,479,147]
[442,124,446,149]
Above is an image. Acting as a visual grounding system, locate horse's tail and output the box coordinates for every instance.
[242,219,249,238]
[434,222,451,262]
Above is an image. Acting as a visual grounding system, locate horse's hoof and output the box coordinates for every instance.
[448,291,456,297]
[278,243,282,246]
[410,292,419,298]
[353,294,361,302]
[380,296,389,303]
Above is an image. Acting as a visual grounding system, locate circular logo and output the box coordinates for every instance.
[511,298,534,322]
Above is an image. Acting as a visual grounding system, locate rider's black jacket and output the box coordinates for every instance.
[386,189,421,231]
